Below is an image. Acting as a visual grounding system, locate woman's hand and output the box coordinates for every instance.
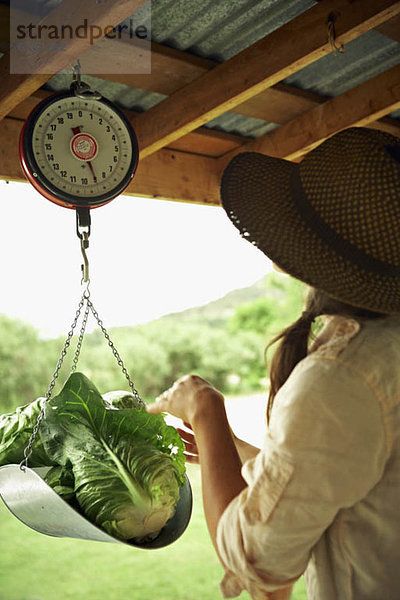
[177,421,261,465]
[147,374,224,425]
[176,422,200,463]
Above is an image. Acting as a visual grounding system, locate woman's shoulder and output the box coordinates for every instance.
[304,314,400,405]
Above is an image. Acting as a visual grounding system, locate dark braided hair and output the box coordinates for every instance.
[265,287,384,424]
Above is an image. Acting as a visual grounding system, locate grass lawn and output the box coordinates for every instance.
[0,463,307,600]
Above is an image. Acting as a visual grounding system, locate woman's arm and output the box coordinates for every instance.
[148,375,293,599]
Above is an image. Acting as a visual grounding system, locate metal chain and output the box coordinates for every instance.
[20,291,87,470]
[21,240,144,470]
[87,297,144,405]
[71,297,90,373]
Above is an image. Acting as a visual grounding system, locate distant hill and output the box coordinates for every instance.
[106,271,304,339]
[155,275,269,326]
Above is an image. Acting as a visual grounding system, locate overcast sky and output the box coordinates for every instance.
[0,180,271,338]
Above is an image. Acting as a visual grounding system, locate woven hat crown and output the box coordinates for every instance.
[221,127,400,314]
[298,128,400,270]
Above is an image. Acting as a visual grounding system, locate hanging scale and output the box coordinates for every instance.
[0,64,192,548]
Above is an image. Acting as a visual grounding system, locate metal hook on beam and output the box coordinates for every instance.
[327,12,345,55]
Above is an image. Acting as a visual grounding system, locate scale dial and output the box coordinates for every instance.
[19,91,139,209]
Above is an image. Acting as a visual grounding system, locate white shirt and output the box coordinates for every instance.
[216,315,400,599]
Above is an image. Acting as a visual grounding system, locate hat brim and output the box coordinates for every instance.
[221,152,400,314]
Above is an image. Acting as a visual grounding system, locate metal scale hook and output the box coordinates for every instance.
[76,207,91,284]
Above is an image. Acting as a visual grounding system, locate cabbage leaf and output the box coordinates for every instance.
[0,397,55,467]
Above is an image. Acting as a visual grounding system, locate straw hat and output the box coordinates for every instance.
[220,127,400,314]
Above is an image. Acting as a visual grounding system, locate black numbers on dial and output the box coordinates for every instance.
[35,104,130,194]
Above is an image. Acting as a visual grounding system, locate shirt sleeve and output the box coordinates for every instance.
[216,355,387,598]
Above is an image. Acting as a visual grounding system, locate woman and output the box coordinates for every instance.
[148,127,400,600]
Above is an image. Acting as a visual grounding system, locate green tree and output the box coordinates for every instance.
[228,273,307,339]
[0,315,53,412]
[228,296,277,334]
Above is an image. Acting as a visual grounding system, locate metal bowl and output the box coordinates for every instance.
[0,464,192,549]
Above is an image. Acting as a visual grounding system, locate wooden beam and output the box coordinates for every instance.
[133,0,400,159]
[127,151,220,205]
[0,117,221,205]
[218,63,400,169]
[0,118,26,183]
[0,0,148,122]
[163,128,250,158]
[81,38,214,96]
[235,83,326,123]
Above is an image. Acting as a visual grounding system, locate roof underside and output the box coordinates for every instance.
[0,0,399,204]
[43,0,400,137]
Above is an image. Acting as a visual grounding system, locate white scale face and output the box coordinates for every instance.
[31,97,134,199]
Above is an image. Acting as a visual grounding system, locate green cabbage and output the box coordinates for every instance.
[0,373,186,542]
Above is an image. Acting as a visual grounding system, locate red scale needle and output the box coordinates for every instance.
[87,161,97,183]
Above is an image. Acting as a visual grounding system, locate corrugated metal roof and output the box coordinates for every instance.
[283,30,400,97]
[43,0,400,138]
[147,0,315,61]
